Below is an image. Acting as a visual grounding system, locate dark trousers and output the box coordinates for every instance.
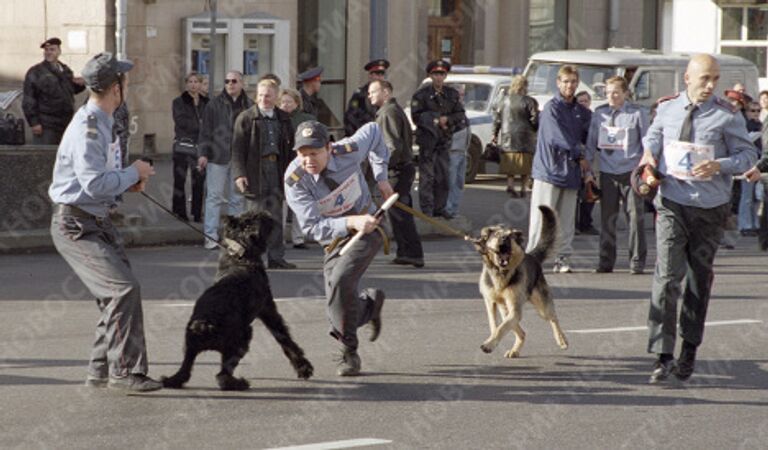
[647,198,728,354]
[417,136,450,216]
[171,152,205,221]
[32,128,64,145]
[389,164,424,259]
[50,213,149,378]
[324,231,382,350]
[244,161,286,263]
[576,183,595,230]
[598,172,647,271]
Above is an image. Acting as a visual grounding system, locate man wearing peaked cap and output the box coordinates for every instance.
[284,121,394,376]
[48,52,162,392]
[22,36,86,145]
[410,59,467,218]
[298,66,339,128]
[344,59,390,136]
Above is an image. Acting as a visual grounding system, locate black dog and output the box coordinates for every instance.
[162,210,313,390]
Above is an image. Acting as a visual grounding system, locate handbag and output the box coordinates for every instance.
[173,137,198,157]
[481,142,501,163]
[0,113,25,145]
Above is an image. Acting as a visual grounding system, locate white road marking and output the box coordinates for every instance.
[568,319,763,334]
[263,438,392,450]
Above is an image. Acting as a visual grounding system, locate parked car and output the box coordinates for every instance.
[405,65,517,183]
[524,48,759,110]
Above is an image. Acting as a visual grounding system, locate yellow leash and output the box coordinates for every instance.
[392,201,471,240]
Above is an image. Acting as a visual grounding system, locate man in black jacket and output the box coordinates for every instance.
[344,59,389,137]
[369,79,424,268]
[198,70,252,249]
[410,60,467,217]
[22,37,86,145]
[232,79,296,269]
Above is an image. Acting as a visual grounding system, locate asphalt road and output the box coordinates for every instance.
[1,177,767,449]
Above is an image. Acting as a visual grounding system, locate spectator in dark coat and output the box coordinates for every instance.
[22,37,86,145]
[171,72,208,222]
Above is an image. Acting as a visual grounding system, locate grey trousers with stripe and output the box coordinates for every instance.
[323,231,382,350]
[647,197,728,354]
[51,213,149,378]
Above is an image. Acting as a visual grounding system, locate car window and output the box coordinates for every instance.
[448,82,493,112]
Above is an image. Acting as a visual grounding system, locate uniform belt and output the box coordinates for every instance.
[53,204,107,223]
[262,154,278,162]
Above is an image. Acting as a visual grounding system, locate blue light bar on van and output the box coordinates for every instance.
[451,65,522,75]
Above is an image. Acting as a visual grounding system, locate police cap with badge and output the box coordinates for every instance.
[298,66,324,83]
[294,120,330,151]
[82,52,133,92]
[364,59,390,74]
[426,59,451,74]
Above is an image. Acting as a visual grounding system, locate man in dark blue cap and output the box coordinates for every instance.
[48,52,161,392]
[410,59,467,217]
[298,66,339,128]
[284,120,393,376]
[22,37,86,145]
[343,59,389,136]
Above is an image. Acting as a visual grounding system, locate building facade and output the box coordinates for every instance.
[3,0,763,155]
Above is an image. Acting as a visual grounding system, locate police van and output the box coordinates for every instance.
[523,48,759,110]
[406,65,514,182]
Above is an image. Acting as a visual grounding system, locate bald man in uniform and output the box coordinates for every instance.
[641,54,757,384]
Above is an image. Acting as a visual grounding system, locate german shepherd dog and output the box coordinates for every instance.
[471,205,569,358]
[162,210,313,390]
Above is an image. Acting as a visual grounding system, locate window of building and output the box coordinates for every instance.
[529,0,568,55]
[297,0,347,132]
[719,5,768,77]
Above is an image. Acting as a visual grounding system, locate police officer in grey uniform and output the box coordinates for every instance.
[641,54,757,384]
[285,121,394,376]
[48,52,161,392]
[585,76,649,274]
[410,60,467,217]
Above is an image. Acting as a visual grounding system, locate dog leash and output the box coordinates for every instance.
[139,191,244,256]
[391,200,480,244]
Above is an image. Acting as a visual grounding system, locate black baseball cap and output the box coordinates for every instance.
[81,52,133,92]
[293,121,329,151]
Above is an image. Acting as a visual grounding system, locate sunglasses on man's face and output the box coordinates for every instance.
[224,79,239,84]
[750,109,760,112]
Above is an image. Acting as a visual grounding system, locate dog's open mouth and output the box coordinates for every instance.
[497,239,512,267]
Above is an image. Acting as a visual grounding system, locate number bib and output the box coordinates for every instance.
[598,125,629,151]
[107,138,122,170]
[664,140,714,181]
[317,173,362,217]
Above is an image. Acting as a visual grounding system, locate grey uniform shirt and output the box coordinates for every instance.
[48,101,139,217]
[642,92,757,208]
[285,123,390,243]
[586,102,648,175]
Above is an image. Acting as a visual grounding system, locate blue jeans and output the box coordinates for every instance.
[445,151,466,216]
[738,179,760,231]
[203,162,244,241]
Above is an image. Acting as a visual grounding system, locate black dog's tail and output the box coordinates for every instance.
[528,205,558,264]
[188,319,216,336]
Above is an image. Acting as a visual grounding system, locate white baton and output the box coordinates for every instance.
[339,193,399,256]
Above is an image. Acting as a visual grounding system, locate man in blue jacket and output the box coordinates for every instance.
[526,65,592,273]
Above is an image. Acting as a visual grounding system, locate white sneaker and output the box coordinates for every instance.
[554,256,572,273]
[204,239,218,250]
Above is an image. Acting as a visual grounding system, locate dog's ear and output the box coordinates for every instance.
[512,229,524,247]
[222,215,237,229]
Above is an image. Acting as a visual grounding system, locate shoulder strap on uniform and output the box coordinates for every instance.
[86,114,98,139]
[285,166,306,187]
[656,93,679,105]
[713,96,738,113]
[331,141,359,155]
